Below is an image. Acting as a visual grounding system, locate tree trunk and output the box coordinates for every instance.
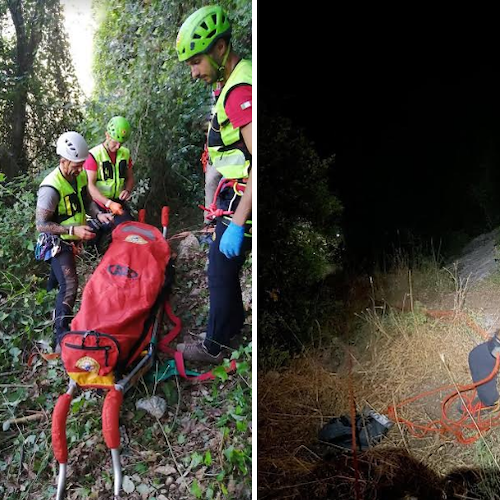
[6,0,45,175]
[0,144,17,178]
[10,77,29,173]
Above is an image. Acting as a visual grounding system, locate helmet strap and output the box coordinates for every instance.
[208,41,232,84]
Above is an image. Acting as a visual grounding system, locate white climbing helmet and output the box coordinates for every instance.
[56,131,89,162]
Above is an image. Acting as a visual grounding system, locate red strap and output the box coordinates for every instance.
[157,301,237,380]
[171,350,237,381]
[157,301,182,351]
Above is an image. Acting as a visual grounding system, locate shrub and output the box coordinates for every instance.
[257,113,344,359]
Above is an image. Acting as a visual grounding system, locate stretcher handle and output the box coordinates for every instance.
[52,393,72,464]
[53,382,77,500]
[102,388,123,497]
[161,206,169,227]
[102,388,123,448]
[138,208,146,223]
[162,206,169,238]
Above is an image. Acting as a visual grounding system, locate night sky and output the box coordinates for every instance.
[257,11,500,267]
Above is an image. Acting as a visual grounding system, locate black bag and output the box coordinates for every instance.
[318,408,393,451]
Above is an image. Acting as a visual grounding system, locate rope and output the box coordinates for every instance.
[198,178,247,221]
[347,347,362,500]
[386,309,500,445]
[157,301,237,381]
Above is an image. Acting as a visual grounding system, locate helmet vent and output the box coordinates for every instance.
[56,131,88,161]
[176,6,231,62]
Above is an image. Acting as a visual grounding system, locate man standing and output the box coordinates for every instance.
[35,132,113,347]
[175,5,252,363]
[84,116,135,225]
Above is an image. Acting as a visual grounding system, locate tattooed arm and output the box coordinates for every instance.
[36,186,69,235]
[36,207,70,235]
[36,186,98,240]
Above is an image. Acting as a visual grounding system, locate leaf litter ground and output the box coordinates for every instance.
[0,235,252,500]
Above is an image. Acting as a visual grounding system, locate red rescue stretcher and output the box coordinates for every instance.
[52,208,178,499]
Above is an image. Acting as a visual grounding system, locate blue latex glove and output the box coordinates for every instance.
[219,222,245,258]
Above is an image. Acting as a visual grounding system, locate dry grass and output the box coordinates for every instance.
[258,266,500,499]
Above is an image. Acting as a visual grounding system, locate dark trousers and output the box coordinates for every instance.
[47,247,78,344]
[112,201,134,225]
[92,202,134,250]
[203,220,251,355]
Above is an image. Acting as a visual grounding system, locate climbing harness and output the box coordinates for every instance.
[34,234,76,261]
[199,177,247,221]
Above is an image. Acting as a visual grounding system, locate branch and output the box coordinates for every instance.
[6,0,23,35]
[25,0,47,69]
[6,0,27,69]
[3,411,46,431]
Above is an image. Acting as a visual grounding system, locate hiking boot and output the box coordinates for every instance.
[176,342,225,364]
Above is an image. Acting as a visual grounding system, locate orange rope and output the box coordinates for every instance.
[386,309,500,445]
[347,347,362,500]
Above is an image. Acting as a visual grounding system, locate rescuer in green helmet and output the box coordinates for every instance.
[84,116,135,226]
[175,5,253,364]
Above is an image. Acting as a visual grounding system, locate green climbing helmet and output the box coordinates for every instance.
[176,5,231,62]
[106,116,131,143]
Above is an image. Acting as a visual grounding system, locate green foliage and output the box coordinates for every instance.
[0,3,253,496]
[0,175,64,500]
[87,0,252,220]
[175,343,252,498]
[0,175,54,372]
[258,112,344,357]
[26,2,83,173]
[202,342,252,498]
[0,0,83,176]
[0,175,38,273]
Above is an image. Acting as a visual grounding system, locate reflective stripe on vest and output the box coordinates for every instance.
[213,149,250,180]
[40,167,87,241]
[89,144,130,200]
[208,59,252,180]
